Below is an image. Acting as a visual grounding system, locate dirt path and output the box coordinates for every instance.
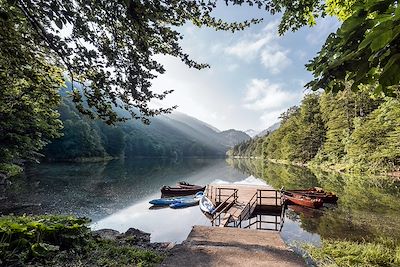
[161,226,306,267]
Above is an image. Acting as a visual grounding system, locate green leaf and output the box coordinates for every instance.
[339,16,364,35]
[31,243,59,257]
[370,29,392,52]
[379,58,400,87]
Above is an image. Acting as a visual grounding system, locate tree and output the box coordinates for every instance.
[315,87,380,165]
[306,0,400,96]
[347,98,400,171]
[1,0,280,124]
[0,5,63,165]
[296,93,325,162]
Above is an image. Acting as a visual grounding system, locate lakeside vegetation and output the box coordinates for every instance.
[228,89,400,174]
[0,215,164,267]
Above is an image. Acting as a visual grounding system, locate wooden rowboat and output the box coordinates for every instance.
[283,192,324,209]
[176,181,202,189]
[161,185,205,196]
[285,187,338,203]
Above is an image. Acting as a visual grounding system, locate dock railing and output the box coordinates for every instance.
[257,188,281,206]
[236,189,285,231]
[209,186,286,230]
[211,188,238,226]
[236,191,257,228]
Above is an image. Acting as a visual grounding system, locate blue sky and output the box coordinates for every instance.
[151,5,340,132]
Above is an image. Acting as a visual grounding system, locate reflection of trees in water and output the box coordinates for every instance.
[225,158,263,178]
[3,158,224,219]
[262,162,318,189]
[227,159,318,189]
[229,159,400,243]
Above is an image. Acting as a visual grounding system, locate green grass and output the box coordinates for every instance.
[0,215,165,267]
[304,238,400,267]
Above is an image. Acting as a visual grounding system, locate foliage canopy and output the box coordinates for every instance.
[306,0,400,96]
[0,4,63,164]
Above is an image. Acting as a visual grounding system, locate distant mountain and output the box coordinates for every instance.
[167,112,221,133]
[158,113,250,150]
[218,129,251,147]
[244,129,259,137]
[44,97,249,160]
[257,122,280,137]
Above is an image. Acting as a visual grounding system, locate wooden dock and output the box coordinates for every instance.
[206,183,283,227]
[161,226,306,266]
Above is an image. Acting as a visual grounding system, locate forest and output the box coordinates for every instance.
[229,88,400,173]
[44,95,226,161]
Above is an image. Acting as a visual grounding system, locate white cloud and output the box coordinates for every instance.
[260,109,285,127]
[260,48,291,74]
[224,21,278,60]
[242,79,302,128]
[243,79,297,110]
[224,35,273,60]
[227,64,239,72]
[224,20,291,74]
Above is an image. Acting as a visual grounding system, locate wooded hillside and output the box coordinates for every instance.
[228,89,400,173]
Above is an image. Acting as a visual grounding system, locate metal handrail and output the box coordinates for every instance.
[257,189,281,206]
[211,189,238,225]
[211,187,286,230]
[237,191,257,228]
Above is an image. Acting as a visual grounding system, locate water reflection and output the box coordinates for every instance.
[4,158,246,220]
[228,158,400,244]
[92,193,211,243]
[4,157,399,247]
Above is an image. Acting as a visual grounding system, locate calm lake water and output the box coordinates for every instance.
[3,158,400,251]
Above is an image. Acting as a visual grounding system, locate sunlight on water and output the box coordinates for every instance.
[91,173,268,243]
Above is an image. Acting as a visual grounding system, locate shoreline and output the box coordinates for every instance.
[227,156,400,180]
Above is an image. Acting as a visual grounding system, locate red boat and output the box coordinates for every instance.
[283,192,324,209]
[286,187,338,203]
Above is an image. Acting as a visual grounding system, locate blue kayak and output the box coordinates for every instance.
[150,191,204,206]
[169,198,200,209]
[149,197,188,206]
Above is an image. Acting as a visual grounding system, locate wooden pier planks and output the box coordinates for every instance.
[206,183,282,223]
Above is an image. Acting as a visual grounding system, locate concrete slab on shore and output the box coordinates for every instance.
[160,226,306,267]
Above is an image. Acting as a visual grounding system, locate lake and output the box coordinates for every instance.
[3,158,400,252]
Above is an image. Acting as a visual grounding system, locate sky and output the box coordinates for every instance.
[151,5,341,132]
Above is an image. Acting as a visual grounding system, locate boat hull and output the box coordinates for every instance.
[161,186,205,196]
[150,192,203,207]
[169,199,199,209]
[285,188,338,203]
[199,195,216,214]
[283,194,323,209]
[149,197,188,206]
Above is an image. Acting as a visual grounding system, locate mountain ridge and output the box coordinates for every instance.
[44,97,250,160]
